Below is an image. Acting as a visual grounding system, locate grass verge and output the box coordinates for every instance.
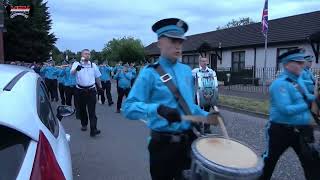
[218,95,269,115]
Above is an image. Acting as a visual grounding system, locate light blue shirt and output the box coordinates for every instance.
[57,68,66,84]
[63,67,76,86]
[300,68,315,94]
[113,65,123,74]
[269,70,314,125]
[122,56,208,133]
[40,66,59,80]
[99,66,113,81]
[129,67,137,79]
[114,71,132,89]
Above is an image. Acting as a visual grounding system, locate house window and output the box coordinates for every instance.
[277,47,298,70]
[232,51,245,72]
[182,54,200,69]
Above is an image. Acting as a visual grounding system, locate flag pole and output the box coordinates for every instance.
[262,32,268,94]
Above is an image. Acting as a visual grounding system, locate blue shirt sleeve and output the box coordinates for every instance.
[270,81,308,115]
[122,68,160,120]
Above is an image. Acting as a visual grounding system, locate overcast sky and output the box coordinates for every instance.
[47,0,320,52]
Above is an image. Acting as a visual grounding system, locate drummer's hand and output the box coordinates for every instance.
[157,105,181,123]
[207,110,220,126]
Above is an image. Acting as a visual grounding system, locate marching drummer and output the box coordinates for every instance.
[261,48,320,180]
[192,57,218,133]
[300,55,315,94]
[122,18,219,180]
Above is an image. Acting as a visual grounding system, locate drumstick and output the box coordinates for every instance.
[213,106,230,140]
[182,107,230,140]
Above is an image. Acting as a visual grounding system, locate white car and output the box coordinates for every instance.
[0,64,73,180]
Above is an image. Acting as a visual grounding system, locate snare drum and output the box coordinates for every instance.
[196,71,218,108]
[190,136,264,180]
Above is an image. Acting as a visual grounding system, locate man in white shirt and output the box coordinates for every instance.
[192,57,218,133]
[71,49,103,137]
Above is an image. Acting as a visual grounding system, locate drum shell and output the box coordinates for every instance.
[190,135,264,180]
[196,72,218,108]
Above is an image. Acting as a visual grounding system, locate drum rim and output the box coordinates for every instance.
[191,135,264,177]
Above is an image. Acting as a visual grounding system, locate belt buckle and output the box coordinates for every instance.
[160,73,172,83]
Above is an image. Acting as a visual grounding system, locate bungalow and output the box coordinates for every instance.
[145,11,320,76]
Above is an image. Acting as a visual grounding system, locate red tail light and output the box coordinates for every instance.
[30,131,66,180]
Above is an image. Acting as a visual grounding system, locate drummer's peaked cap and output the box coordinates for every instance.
[152,18,188,40]
[304,55,313,62]
[278,48,306,64]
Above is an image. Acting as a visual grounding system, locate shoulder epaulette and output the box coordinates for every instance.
[147,62,159,68]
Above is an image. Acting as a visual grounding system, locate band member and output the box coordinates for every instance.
[300,55,315,94]
[98,62,114,106]
[63,62,77,106]
[113,61,123,94]
[71,49,102,137]
[40,61,59,102]
[261,49,320,180]
[192,57,218,133]
[129,62,137,86]
[114,64,132,113]
[122,18,219,180]
[57,63,67,105]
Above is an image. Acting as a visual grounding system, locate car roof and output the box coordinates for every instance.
[0,65,40,140]
[0,64,34,89]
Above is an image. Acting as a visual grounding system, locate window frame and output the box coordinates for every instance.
[231,51,245,72]
[182,54,200,69]
[36,79,59,138]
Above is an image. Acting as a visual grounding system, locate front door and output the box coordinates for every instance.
[210,54,218,70]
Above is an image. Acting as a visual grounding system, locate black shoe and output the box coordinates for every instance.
[90,129,101,137]
[116,109,120,113]
[108,102,114,106]
[81,126,87,131]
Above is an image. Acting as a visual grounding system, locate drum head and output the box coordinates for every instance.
[195,137,258,169]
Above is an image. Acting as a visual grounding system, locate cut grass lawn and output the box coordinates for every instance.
[218,95,269,115]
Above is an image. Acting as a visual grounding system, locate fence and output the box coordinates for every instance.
[217,66,320,94]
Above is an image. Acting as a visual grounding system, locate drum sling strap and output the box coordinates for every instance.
[286,78,320,125]
[153,64,192,115]
[151,63,201,136]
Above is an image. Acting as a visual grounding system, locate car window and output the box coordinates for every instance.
[0,125,30,180]
[38,81,59,137]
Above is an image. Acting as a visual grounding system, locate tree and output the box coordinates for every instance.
[51,45,63,64]
[4,0,57,62]
[90,50,104,64]
[216,17,256,30]
[102,37,145,64]
[64,49,75,60]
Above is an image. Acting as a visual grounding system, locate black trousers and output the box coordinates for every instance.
[131,78,136,87]
[45,78,59,101]
[203,105,211,131]
[194,96,211,132]
[58,83,66,105]
[76,88,98,131]
[64,86,76,106]
[98,80,113,104]
[261,123,320,180]
[148,131,196,180]
[117,87,130,111]
[116,80,120,94]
